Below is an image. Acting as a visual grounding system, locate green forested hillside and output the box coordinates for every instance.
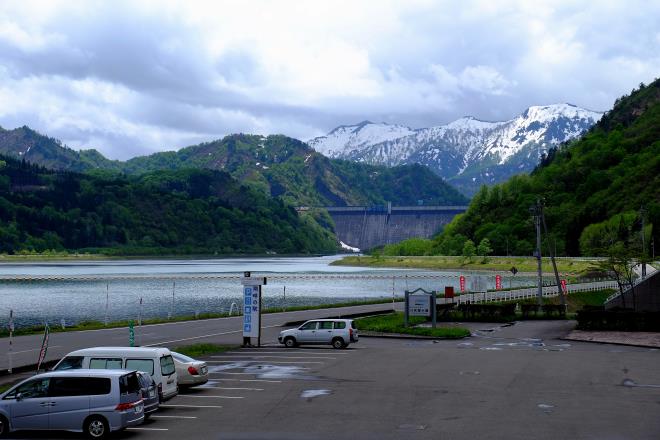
[0,126,120,172]
[0,131,468,207]
[0,155,336,254]
[430,80,660,256]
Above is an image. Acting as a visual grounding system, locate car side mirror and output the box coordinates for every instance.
[15,393,23,401]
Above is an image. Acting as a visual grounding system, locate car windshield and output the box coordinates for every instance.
[171,352,196,363]
[54,356,84,370]
[160,355,176,376]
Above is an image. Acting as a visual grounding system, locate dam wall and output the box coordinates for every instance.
[324,205,468,251]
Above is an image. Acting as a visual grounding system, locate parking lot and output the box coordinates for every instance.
[5,320,660,440]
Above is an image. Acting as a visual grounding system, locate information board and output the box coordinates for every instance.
[242,285,261,338]
[408,293,431,316]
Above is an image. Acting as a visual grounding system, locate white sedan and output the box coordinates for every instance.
[170,351,209,387]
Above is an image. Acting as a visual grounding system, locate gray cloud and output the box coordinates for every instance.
[0,0,658,159]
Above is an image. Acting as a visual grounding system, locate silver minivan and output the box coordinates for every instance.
[0,369,144,439]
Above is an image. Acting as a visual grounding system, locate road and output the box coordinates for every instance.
[1,302,400,372]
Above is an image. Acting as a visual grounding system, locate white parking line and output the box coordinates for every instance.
[228,350,348,354]
[207,360,323,364]
[160,404,224,409]
[214,387,264,391]
[127,427,169,431]
[212,355,336,359]
[209,372,256,375]
[216,378,282,383]
[151,415,198,419]
[177,395,244,399]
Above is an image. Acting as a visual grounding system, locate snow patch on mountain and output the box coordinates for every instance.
[308,103,603,195]
[308,121,414,158]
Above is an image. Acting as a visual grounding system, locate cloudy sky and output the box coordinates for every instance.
[0,0,659,159]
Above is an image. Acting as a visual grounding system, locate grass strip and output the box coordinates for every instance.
[333,255,597,275]
[356,312,470,339]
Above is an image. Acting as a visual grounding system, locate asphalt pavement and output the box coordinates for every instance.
[4,320,660,440]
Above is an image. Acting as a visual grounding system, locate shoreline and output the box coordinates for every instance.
[331,255,600,276]
[0,252,350,263]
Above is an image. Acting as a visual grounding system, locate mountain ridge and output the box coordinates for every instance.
[430,79,660,257]
[308,103,603,195]
[0,129,468,207]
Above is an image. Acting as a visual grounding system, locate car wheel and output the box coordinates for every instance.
[284,337,297,348]
[0,415,9,438]
[332,337,345,349]
[84,415,109,439]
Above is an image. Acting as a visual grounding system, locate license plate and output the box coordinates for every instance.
[149,390,155,398]
[201,367,207,374]
[135,405,143,414]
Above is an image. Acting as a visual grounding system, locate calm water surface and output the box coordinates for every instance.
[0,256,533,327]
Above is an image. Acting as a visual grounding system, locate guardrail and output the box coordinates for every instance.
[0,273,618,282]
[441,280,618,305]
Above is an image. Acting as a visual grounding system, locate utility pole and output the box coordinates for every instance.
[640,206,647,278]
[530,200,543,307]
[539,201,566,308]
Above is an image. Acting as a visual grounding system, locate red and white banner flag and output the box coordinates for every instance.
[36,323,50,371]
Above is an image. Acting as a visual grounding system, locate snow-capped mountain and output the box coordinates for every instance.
[308,120,415,158]
[309,104,603,195]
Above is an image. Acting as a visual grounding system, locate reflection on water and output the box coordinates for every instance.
[0,256,534,328]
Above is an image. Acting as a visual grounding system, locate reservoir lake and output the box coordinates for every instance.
[0,256,534,328]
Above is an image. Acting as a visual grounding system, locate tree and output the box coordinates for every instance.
[462,239,476,264]
[591,241,638,309]
[477,238,493,263]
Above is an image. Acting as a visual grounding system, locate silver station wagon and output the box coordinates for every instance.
[0,369,144,439]
[279,318,358,349]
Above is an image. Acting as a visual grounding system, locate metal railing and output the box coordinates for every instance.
[441,280,618,305]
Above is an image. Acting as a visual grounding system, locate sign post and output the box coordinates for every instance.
[509,266,518,289]
[128,321,135,347]
[404,288,437,328]
[8,310,14,374]
[495,275,502,290]
[241,272,267,347]
[561,279,567,295]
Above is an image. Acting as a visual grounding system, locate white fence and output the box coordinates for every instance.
[442,280,618,305]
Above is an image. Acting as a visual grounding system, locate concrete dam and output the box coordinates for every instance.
[321,204,468,251]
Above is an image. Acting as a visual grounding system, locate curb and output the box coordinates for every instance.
[0,360,58,382]
[560,336,660,350]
